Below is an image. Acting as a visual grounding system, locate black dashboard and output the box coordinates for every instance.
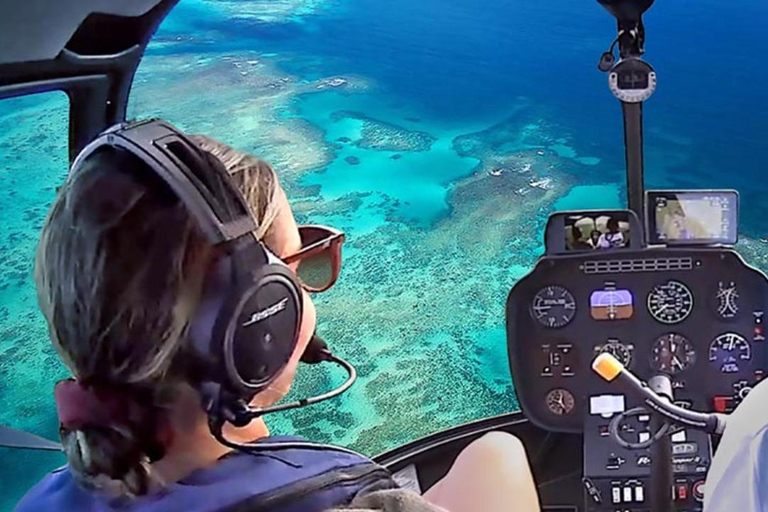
[506,247,768,511]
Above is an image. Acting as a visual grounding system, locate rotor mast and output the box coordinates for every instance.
[597,0,656,230]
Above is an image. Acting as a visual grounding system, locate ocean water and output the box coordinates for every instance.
[2,0,768,509]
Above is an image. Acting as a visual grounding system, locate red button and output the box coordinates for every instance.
[713,396,733,413]
[676,485,688,501]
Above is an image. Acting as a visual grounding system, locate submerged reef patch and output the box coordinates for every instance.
[129,52,372,191]
[271,151,577,453]
[331,111,437,152]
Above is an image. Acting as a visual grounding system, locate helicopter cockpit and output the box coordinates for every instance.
[504,3,766,510]
[382,2,767,511]
[1,0,766,511]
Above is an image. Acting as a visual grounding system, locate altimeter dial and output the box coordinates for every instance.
[651,333,696,374]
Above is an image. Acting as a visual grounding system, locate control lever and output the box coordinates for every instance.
[592,353,727,435]
[648,374,674,512]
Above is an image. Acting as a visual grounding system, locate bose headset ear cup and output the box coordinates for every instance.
[188,245,303,397]
[224,261,303,394]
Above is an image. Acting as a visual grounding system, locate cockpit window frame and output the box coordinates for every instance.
[0,0,180,161]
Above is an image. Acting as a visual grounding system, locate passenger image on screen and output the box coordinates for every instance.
[565,214,630,251]
[588,229,602,249]
[570,226,593,250]
[596,218,625,249]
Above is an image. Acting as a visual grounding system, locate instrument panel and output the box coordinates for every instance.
[507,247,768,510]
[506,248,768,433]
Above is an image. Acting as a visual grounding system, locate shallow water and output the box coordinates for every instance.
[2,0,768,508]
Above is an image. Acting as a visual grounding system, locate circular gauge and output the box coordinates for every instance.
[715,281,740,319]
[545,388,576,416]
[647,280,694,324]
[734,381,753,400]
[709,333,751,373]
[597,340,633,367]
[531,286,577,328]
[651,333,696,374]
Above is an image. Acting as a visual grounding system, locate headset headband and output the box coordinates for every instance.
[71,119,256,245]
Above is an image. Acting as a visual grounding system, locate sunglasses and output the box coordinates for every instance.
[282,225,345,293]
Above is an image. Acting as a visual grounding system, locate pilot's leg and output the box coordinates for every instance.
[423,431,541,512]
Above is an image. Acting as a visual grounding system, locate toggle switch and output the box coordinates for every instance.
[671,430,687,443]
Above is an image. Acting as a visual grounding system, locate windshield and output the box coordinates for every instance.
[3,0,768,508]
[0,92,70,509]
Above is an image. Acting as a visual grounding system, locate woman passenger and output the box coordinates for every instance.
[16,129,541,511]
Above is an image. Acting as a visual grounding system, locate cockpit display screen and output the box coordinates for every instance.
[565,213,630,251]
[647,190,739,245]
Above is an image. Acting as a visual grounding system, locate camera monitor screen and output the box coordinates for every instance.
[565,213,630,252]
[647,190,739,245]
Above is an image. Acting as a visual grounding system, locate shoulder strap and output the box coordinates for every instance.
[223,461,396,512]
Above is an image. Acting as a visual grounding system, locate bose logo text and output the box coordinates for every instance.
[242,298,289,327]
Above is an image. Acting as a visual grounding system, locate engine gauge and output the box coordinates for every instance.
[545,388,575,416]
[651,333,696,374]
[596,339,633,367]
[715,281,740,319]
[647,280,694,324]
[531,286,576,328]
[709,332,751,373]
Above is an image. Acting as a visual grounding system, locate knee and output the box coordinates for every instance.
[470,431,527,456]
[458,431,529,466]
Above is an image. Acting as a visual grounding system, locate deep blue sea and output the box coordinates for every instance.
[1,0,767,509]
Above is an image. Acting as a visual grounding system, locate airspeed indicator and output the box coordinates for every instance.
[647,280,694,324]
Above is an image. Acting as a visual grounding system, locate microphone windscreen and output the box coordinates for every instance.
[301,333,330,364]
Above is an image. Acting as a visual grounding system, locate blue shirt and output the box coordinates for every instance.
[16,436,387,512]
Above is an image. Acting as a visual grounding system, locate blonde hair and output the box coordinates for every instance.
[188,135,280,240]
[34,136,281,499]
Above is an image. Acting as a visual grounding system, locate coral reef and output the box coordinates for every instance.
[331,111,437,152]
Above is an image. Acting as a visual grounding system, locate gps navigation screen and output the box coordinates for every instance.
[648,190,739,245]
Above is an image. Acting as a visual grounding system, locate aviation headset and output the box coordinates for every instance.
[70,118,304,416]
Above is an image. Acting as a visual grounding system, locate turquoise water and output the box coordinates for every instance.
[2,0,768,509]
[554,184,623,211]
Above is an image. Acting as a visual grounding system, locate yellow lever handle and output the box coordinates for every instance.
[592,353,624,382]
